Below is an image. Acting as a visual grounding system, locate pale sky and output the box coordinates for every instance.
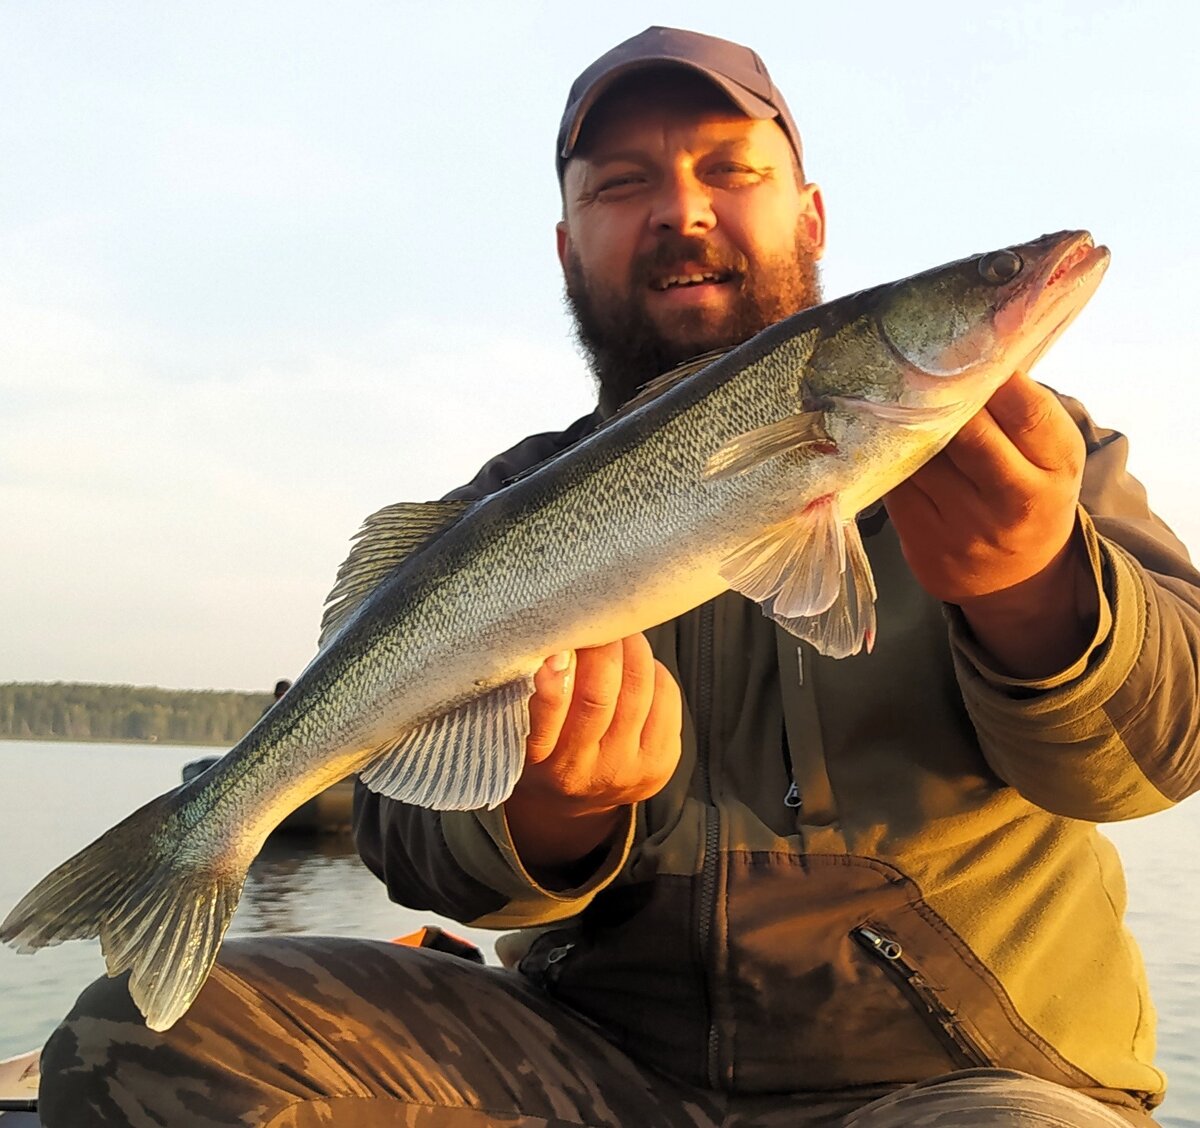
[2,1,1197,692]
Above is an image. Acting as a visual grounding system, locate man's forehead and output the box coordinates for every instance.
[583,115,787,164]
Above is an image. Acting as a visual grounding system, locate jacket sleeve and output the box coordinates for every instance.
[352,411,639,928]
[949,392,1200,821]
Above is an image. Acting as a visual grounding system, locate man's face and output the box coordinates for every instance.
[558,75,826,410]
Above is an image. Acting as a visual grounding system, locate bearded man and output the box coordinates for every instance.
[39,26,1199,1128]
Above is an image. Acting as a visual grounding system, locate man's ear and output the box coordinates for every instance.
[556,221,570,272]
[800,183,827,260]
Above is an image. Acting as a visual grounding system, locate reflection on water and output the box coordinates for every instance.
[0,740,1195,1124]
[235,833,363,935]
[232,830,501,953]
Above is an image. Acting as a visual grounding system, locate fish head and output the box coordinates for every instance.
[875,229,1110,405]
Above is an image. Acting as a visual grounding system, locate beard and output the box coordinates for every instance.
[564,228,823,412]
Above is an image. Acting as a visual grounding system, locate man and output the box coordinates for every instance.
[40,26,1200,1127]
[260,677,292,717]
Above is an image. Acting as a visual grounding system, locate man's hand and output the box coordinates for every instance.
[504,634,683,882]
[885,371,1098,677]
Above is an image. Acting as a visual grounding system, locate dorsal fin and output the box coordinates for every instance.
[499,351,730,492]
[318,500,469,648]
[603,347,730,424]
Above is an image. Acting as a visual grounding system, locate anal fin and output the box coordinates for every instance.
[359,676,534,810]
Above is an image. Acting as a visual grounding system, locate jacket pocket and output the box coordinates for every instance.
[851,922,991,1068]
[716,852,1103,1093]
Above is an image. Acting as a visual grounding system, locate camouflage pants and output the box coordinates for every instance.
[38,935,1151,1127]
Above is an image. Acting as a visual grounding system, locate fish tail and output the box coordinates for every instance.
[0,787,247,1031]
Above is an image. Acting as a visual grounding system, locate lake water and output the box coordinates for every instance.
[1,739,1196,1126]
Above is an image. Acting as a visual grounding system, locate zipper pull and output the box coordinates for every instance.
[854,925,903,960]
[784,781,802,809]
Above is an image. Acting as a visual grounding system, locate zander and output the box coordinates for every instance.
[1,229,1109,1031]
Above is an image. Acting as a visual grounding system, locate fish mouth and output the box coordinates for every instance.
[1034,231,1110,298]
[1007,231,1110,371]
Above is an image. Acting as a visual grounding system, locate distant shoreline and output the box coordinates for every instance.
[0,736,230,748]
[0,682,271,746]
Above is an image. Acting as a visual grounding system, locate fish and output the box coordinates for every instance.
[1,229,1110,1031]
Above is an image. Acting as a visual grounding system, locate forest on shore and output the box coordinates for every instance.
[0,682,272,745]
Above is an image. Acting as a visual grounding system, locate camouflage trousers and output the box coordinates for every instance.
[38,935,1152,1127]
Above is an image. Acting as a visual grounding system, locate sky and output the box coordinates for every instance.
[2,1,1197,693]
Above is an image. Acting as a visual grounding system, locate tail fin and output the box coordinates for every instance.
[0,788,246,1031]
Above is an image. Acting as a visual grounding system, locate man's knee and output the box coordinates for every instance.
[846,1069,1153,1127]
[39,971,156,1127]
[42,969,139,1064]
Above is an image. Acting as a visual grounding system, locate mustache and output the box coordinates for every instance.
[631,235,749,287]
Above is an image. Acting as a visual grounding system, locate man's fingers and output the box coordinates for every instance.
[555,640,628,750]
[604,634,659,744]
[883,476,941,540]
[525,651,575,764]
[978,371,1084,474]
[934,401,1030,496]
[637,659,683,769]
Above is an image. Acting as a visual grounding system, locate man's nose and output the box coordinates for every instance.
[647,171,716,235]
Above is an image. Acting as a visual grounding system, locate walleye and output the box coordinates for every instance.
[2,230,1109,1030]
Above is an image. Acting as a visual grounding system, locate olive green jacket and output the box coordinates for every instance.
[355,394,1200,1121]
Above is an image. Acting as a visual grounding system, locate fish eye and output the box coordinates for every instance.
[978,250,1023,285]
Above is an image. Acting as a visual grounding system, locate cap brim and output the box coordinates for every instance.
[559,58,779,161]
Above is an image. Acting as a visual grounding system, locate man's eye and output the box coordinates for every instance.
[708,164,762,186]
[596,173,646,195]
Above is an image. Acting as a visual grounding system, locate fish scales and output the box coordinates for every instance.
[1,230,1111,1030]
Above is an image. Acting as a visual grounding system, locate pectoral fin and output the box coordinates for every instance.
[358,675,534,810]
[721,497,877,658]
[703,411,835,481]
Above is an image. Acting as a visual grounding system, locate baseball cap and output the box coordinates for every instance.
[556,26,803,179]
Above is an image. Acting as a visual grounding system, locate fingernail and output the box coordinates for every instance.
[547,651,571,673]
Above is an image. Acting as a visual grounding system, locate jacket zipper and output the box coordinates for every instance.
[696,600,721,1088]
[781,739,801,809]
[851,923,992,1068]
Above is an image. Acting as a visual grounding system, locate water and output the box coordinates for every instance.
[0,741,502,1057]
[0,741,1195,1126]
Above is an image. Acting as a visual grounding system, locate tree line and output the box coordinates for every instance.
[0,682,274,745]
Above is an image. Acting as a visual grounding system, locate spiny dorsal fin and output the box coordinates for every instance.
[703,411,835,480]
[319,500,470,648]
[504,350,730,485]
[605,347,730,424]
